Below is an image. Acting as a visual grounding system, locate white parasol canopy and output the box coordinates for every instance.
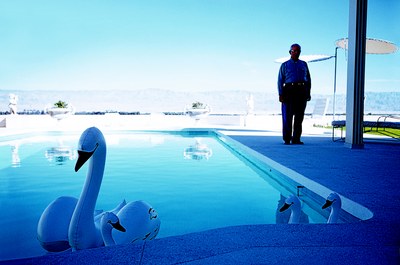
[274,54,334,63]
[335,37,398,54]
[332,37,397,120]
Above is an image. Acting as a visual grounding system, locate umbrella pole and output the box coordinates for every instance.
[333,47,338,121]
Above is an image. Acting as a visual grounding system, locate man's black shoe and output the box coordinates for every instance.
[284,141,291,145]
[292,141,304,145]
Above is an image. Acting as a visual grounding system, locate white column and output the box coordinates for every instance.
[345,0,368,149]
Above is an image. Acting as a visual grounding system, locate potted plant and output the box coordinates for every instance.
[47,100,74,120]
[53,100,68,109]
[185,101,210,119]
[191,101,205,109]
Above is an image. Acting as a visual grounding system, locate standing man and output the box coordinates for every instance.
[277,43,311,145]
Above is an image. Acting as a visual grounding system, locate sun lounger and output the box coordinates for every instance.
[332,115,400,141]
[312,98,330,118]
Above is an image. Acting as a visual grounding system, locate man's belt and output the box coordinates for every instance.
[283,82,306,87]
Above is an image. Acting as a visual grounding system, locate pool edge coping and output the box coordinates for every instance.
[215,129,374,222]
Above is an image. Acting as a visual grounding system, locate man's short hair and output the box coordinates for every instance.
[291,43,301,51]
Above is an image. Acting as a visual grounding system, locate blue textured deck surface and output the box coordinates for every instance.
[2,134,400,265]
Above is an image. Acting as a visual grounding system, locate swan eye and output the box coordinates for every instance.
[107,220,117,225]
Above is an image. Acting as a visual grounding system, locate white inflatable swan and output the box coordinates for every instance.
[322,192,342,223]
[37,127,160,251]
[279,195,302,224]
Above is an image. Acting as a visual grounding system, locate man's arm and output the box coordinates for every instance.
[305,63,311,101]
[277,63,286,102]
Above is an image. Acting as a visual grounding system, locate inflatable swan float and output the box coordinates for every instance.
[322,192,342,223]
[279,195,302,224]
[37,127,160,252]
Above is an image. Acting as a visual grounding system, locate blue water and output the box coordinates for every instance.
[0,130,329,261]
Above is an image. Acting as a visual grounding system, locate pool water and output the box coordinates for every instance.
[0,130,345,261]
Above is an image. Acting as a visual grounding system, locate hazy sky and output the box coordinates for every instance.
[0,0,399,95]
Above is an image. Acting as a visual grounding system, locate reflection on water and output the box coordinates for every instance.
[45,146,76,165]
[1,134,77,168]
[11,144,20,168]
[183,139,213,160]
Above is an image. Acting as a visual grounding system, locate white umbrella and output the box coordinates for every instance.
[332,38,398,119]
[335,37,398,54]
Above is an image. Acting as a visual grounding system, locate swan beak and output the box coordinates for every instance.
[279,203,291,212]
[75,143,99,172]
[111,221,126,232]
[322,200,333,209]
[75,150,94,172]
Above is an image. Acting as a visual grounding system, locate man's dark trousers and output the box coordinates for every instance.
[281,87,307,143]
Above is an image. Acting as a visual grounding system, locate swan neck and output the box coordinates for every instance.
[79,148,106,213]
[69,145,106,249]
[327,205,340,223]
[101,223,115,246]
[289,207,301,224]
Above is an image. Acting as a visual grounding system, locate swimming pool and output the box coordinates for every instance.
[0,129,371,261]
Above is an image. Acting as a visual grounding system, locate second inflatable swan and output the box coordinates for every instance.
[100,212,126,246]
[37,127,160,251]
[322,192,342,223]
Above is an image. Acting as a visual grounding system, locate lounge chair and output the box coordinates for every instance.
[312,98,330,119]
[332,115,400,141]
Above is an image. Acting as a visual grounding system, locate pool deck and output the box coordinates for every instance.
[1,115,399,264]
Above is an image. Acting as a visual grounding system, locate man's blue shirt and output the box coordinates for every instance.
[277,59,311,96]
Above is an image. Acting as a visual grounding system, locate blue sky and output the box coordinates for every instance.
[0,0,398,95]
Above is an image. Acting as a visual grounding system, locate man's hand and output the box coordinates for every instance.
[307,96,311,101]
[279,95,285,103]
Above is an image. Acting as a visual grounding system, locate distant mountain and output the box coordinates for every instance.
[1,89,399,115]
[333,92,400,115]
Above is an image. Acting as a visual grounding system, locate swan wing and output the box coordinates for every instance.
[37,196,78,252]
